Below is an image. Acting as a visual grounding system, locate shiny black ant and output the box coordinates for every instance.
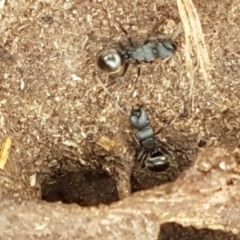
[96,23,178,76]
[129,106,172,172]
[97,38,177,76]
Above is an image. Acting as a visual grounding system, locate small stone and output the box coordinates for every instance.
[63,2,72,11]
[30,174,36,187]
[0,0,5,9]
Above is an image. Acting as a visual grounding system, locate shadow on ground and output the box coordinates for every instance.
[158,222,240,240]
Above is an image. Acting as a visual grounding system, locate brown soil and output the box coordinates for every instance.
[0,0,240,239]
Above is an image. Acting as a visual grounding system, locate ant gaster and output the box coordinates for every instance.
[129,106,171,172]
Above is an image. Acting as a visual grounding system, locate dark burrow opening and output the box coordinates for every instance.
[40,169,119,206]
[158,222,240,240]
[39,168,148,206]
[38,151,192,206]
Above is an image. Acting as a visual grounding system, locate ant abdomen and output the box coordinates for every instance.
[97,49,123,74]
[146,152,170,172]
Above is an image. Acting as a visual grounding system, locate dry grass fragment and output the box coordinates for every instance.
[176,0,212,109]
[96,136,116,152]
[0,137,11,170]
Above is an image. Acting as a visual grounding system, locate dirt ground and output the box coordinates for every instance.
[0,0,240,238]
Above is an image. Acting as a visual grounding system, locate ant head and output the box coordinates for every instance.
[157,40,177,59]
[97,49,123,74]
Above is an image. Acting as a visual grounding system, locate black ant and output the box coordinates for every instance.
[96,26,177,76]
[129,106,172,172]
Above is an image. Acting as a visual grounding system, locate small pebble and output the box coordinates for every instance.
[0,0,5,9]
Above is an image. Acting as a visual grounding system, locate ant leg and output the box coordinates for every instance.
[148,23,183,41]
[97,76,110,95]
[151,19,165,35]
[132,134,148,168]
[138,150,148,168]
[105,75,117,86]
[118,22,135,48]
[110,41,125,51]
[136,66,141,81]
[97,64,129,95]
[98,39,126,53]
[97,63,128,95]
[120,63,130,77]
[127,37,134,47]
[118,22,128,36]
[158,139,190,162]
[142,19,165,44]
[96,75,117,94]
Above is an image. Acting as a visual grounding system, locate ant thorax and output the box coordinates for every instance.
[120,50,132,61]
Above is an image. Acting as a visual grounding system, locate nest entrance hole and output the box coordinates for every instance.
[39,166,119,206]
[158,222,239,240]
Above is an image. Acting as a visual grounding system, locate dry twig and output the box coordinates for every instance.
[176,0,212,110]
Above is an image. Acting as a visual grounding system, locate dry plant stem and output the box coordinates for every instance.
[176,0,212,110]
[1,148,240,239]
